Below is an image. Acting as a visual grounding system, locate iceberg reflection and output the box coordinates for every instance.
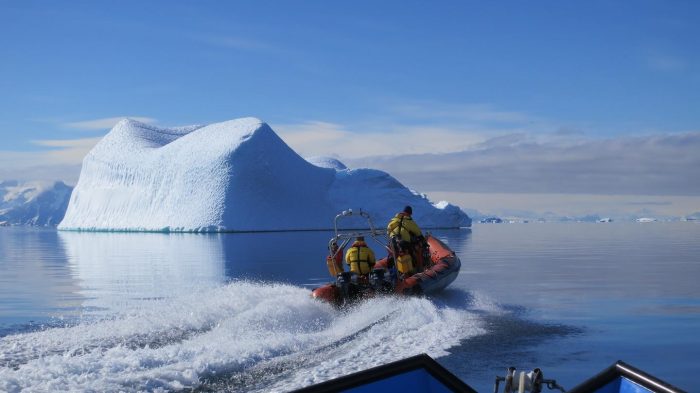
[58,232,226,315]
[0,229,81,329]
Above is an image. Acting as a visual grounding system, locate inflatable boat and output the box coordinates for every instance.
[311,209,461,306]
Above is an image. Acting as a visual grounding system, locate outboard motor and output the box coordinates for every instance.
[494,367,564,393]
[386,267,398,286]
[369,268,385,290]
[336,272,353,300]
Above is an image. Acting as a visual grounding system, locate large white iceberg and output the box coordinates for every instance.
[59,118,470,232]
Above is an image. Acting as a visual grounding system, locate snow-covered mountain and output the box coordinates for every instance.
[59,118,471,232]
[0,180,73,226]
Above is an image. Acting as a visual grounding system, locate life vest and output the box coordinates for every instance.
[387,213,422,242]
[345,241,376,275]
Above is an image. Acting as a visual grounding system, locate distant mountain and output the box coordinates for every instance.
[459,208,486,221]
[0,180,73,226]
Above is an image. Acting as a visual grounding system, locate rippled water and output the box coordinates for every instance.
[0,223,698,392]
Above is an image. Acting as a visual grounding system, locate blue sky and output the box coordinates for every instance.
[1,1,699,217]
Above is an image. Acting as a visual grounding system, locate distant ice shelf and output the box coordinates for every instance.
[636,217,657,223]
[58,117,471,232]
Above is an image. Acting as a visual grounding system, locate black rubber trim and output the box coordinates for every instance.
[290,353,477,393]
[567,360,687,393]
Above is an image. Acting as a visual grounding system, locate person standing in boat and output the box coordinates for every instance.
[387,205,425,275]
[345,236,376,275]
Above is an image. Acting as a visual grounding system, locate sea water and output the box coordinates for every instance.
[0,223,698,392]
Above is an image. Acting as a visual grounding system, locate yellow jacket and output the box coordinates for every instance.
[387,213,422,242]
[345,241,376,275]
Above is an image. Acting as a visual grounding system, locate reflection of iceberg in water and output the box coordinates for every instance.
[0,229,83,328]
[58,232,226,314]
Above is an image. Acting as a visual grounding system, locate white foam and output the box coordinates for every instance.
[467,290,508,315]
[0,282,485,392]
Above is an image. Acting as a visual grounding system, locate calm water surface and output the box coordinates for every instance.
[0,223,698,392]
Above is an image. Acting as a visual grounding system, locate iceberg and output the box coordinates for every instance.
[59,118,470,232]
[636,217,657,223]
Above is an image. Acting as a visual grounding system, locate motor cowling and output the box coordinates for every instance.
[369,268,385,290]
[495,367,559,393]
[336,271,359,300]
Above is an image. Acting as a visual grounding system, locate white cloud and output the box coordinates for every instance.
[426,191,700,218]
[33,138,102,149]
[32,137,103,164]
[64,117,157,131]
[389,101,537,124]
[349,131,700,198]
[272,114,700,217]
[0,137,102,183]
[275,100,559,159]
[274,121,487,158]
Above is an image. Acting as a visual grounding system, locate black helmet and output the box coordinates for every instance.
[403,205,413,215]
[356,236,365,241]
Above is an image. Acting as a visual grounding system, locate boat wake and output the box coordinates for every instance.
[0,281,488,392]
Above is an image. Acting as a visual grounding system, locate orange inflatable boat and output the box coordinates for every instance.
[311,209,461,306]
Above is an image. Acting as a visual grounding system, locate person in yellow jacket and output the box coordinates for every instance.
[345,236,376,275]
[387,206,424,275]
[387,205,422,242]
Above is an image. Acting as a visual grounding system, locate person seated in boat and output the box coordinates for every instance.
[326,239,344,277]
[387,205,426,275]
[345,236,376,276]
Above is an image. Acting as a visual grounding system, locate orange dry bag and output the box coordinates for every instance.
[396,253,414,275]
[326,250,343,277]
